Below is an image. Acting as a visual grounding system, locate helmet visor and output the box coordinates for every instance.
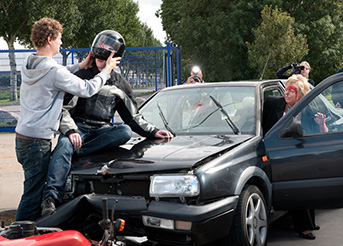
[94,35,124,54]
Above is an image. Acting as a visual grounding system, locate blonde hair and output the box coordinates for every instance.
[300,61,311,79]
[285,74,310,98]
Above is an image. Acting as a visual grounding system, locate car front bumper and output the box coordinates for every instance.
[142,196,238,245]
[37,194,238,245]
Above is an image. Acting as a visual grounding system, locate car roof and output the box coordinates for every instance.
[163,80,283,91]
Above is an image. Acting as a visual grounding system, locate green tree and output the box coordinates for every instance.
[246,5,308,79]
[0,0,82,100]
[0,0,35,101]
[160,0,280,82]
[278,0,343,83]
[160,0,343,84]
[0,0,161,101]
[74,0,161,48]
[17,0,160,49]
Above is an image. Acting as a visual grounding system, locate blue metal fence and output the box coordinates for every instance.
[0,43,180,132]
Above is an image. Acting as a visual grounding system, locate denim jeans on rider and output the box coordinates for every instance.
[42,124,132,203]
[15,137,52,221]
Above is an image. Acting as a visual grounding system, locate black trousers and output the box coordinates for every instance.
[291,209,316,232]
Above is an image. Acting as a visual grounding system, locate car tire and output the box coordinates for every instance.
[228,185,268,246]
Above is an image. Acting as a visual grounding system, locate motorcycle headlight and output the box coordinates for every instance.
[150,174,200,198]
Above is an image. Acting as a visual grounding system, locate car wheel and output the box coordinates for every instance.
[228,185,268,246]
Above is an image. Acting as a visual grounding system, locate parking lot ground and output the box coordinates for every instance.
[268,209,343,245]
[0,132,22,213]
[0,132,58,217]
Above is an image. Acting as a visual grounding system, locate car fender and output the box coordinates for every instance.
[233,166,272,208]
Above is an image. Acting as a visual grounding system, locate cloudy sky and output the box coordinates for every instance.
[0,0,165,49]
[136,0,166,43]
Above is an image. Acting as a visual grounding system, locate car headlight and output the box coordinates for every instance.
[150,174,200,198]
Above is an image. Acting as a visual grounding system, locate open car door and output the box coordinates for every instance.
[263,74,343,211]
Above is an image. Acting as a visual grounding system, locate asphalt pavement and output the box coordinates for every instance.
[0,132,24,212]
[268,209,343,245]
[0,133,58,213]
[1,132,343,245]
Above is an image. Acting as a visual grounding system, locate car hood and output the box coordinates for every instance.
[71,134,253,175]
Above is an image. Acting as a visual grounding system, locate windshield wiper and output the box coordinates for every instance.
[157,103,176,137]
[209,95,241,135]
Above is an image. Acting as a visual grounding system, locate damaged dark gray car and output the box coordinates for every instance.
[37,77,343,246]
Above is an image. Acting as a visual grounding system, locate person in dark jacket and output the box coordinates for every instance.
[41,30,173,216]
[276,61,314,86]
[263,74,323,240]
[332,68,343,108]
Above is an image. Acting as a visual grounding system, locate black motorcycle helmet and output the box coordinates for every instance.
[91,30,126,60]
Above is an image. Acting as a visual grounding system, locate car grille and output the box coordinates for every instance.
[73,174,151,199]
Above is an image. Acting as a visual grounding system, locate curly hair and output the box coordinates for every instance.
[285,74,310,98]
[30,17,63,48]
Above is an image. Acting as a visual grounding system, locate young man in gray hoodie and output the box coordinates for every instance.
[15,17,120,221]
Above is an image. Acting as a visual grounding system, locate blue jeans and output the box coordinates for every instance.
[15,137,52,221]
[42,124,132,203]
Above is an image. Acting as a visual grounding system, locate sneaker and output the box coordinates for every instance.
[41,197,56,216]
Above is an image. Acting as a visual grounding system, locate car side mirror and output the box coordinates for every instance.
[279,121,303,138]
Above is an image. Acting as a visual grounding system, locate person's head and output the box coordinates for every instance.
[191,66,203,78]
[30,17,63,53]
[187,66,203,84]
[91,30,125,61]
[300,61,311,79]
[284,74,310,106]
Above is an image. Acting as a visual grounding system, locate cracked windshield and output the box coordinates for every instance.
[140,86,256,135]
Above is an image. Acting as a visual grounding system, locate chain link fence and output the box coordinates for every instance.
[0,44,180,131]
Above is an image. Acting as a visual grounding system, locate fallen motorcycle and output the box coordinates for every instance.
[0,197,125,246]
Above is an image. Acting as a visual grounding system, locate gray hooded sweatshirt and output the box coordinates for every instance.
[16,54,110,139]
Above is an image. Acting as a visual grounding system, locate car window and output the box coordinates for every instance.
[139,86,256,135]
[263,88,283,100]
[298,81,343,136]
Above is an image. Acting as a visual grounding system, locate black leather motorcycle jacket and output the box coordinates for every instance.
[60,65,158,138]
